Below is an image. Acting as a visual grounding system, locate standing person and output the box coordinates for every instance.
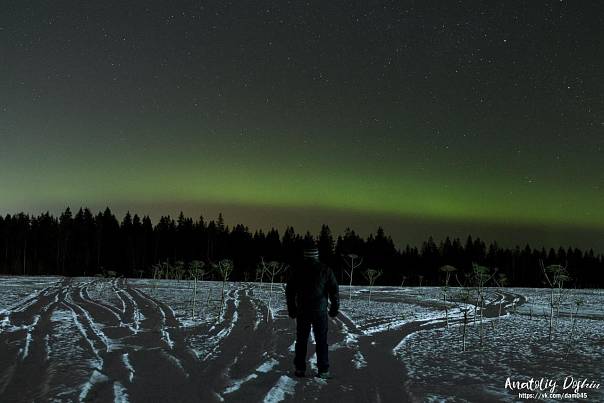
[285,244,340,379]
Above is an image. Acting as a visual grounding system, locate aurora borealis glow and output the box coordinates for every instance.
[2,2,604,250]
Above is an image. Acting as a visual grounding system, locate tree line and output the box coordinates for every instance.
[0,207,602,287]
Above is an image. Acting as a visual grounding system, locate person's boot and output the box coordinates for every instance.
[316,371,332,380]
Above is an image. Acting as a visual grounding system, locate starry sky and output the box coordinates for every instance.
[2,1,604,251]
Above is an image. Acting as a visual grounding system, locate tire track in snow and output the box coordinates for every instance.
[218,286,278,398]
[61,278,197,402]
[0,280,62,328]
[128,285,177,349]
[198,285,288,401]
[62,282,137,402]
[0,278,71,400]
[118,281,206,402]
[80,280,123,319]
[219,284,321,402]
[68,280,137,356]
[116,280,144,334]
[1,278,206,402]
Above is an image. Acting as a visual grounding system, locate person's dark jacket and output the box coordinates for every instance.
[286,258,339,318]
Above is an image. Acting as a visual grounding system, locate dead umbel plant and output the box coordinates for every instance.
[173,261,186,281]
[439,265,457,328]
[363,268,382,303]
[400,274,407,287]
[188,260,206,318]
[454,286,473,352]
[342,254,363,301]
[471,263,495,347]
[540,260,570,342]
[452,271,476,352]
[255,261,266,284]
[152,261,170,293]
[214,259,233,319]
[259,258,288,321]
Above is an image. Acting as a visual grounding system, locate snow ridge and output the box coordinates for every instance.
[263,375,296,403]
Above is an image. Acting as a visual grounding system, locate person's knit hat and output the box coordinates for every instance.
[303,247,319,259]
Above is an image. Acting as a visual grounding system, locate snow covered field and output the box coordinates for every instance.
[0,276,602,402]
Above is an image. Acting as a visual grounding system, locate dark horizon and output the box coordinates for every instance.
[3,203,604,255]
[2,205,603,288]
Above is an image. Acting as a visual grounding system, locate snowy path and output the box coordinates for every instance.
[210,287,529,402]
[0,278,566,403]
[0,279,298,402]
[0,278,204,402]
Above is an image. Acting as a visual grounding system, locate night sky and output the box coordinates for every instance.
[2,1,604,251]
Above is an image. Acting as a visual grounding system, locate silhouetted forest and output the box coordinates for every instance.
[0,207,602,287]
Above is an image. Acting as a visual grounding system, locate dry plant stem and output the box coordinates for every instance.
[216,259,233,319]
[439,266,457,329]
[364,268,382,303]
[343,254,363,302]
[261,258,287,321]
[540,261,569,342]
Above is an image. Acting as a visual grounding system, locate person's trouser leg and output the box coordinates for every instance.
[294,315,311,371]
[312,310,329,373]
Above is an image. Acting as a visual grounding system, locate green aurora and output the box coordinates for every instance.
[3,130,603,230]
[2,1,603,250]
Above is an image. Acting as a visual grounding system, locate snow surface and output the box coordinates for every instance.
[263,375,297,403]
[395,288,604,402]
[1,277,602,402]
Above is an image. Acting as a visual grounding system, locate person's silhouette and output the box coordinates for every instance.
[285,244,340,379]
